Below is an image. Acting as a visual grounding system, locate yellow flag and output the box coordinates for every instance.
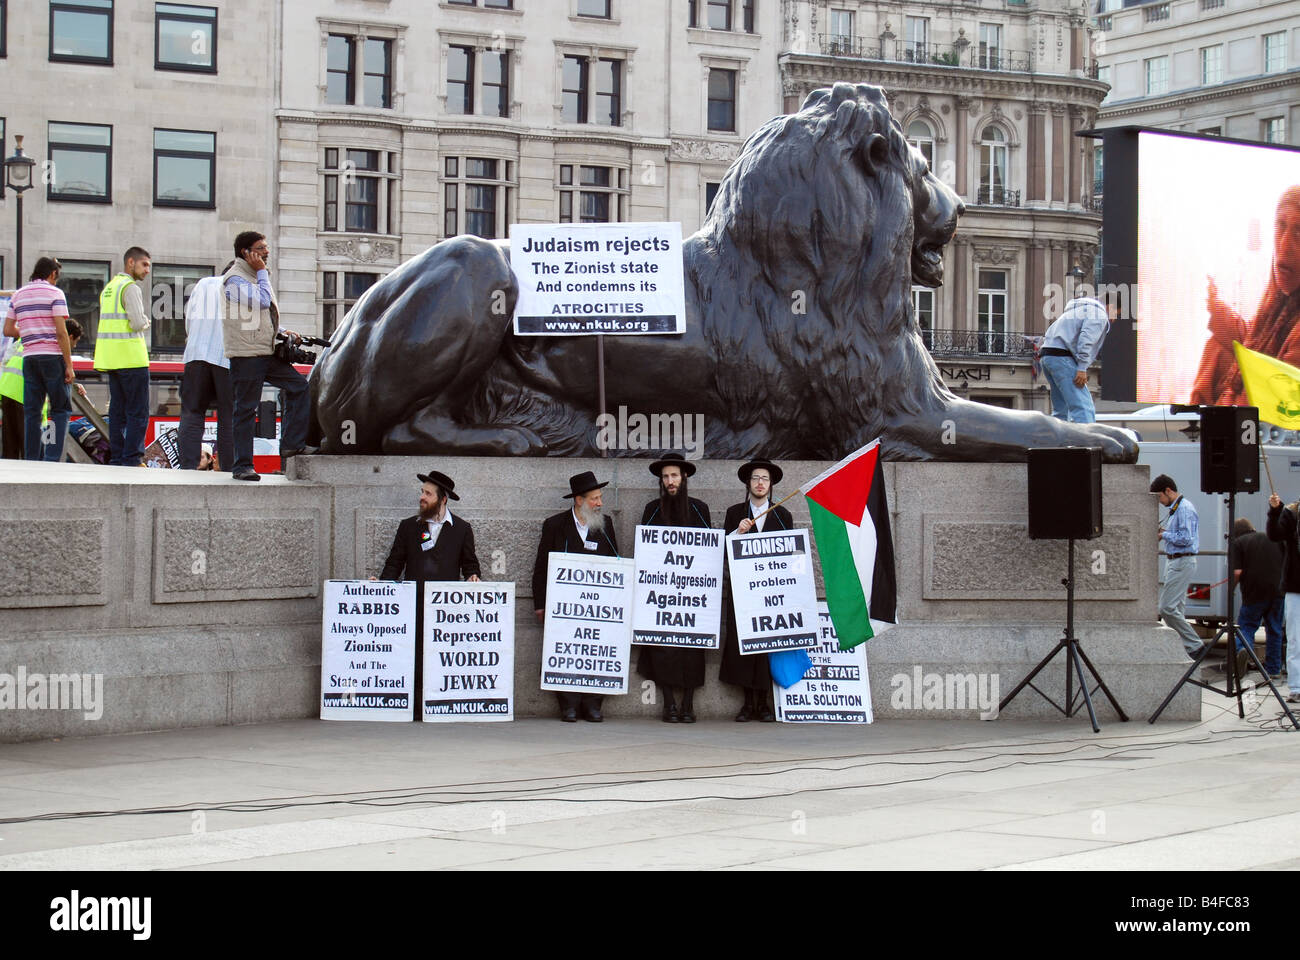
[1232,341,1300,429]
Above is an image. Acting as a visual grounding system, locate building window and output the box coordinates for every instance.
[1198,126,1221,137]
[1200,45,1221,85]
[1144,56,1169,95]
[55,260,110,346]
[327,35,356,104]
[443,156,513,239]
[155,3,216,72]
[562,56,622,125]
[699,0,756,32]
[558,164,626,223]
[906,120,935,167]
[447,45,473,113]
[1097,65,1111,86]
[977,270,1008,354]
[913,287,935,349]
[1096,15,1111,31]
[1264,32,1286,73]
[707,0,730,29]
[577,0,610,17]
[1200,0,1224,8]
[1264,117,1286,144]
[828,10,853,52]
[326,32,393,108]
[705,181,720,216]
[978,23,1002,70]
[445,44,510,118]
[48,122,112,202]
[1143,2,1170,22]
[50,0,113,64]
[0,0,7,58]
[149,264,212,354]
[978,126,1007,203]
[322,272,379,338]
[153,129,214,208]
[323,148,399,234]
[482,50,509,117]
[363,38,393,108]
[903,16,928,61]
[707,68,736,132]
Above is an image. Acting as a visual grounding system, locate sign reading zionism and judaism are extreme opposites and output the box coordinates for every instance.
[726,528,820,655]
[510,222,686,336]
[320,580,417,721]
[631,524,725,649]
[422,582,515,722]
[774,605,872,723]
[540,552,635,694]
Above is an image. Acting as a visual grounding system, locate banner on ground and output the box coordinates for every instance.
[774,604,872,723]
[726,528,819,654]
[632,524,724,649]
[422,581,515,722]
[320,579,416,721]
[540,552,634,694]
[511,222,686,336]
[142,427,181,468]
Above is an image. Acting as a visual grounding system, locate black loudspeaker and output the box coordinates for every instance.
[1027,446,1103,540]
[1200,406,1259,494]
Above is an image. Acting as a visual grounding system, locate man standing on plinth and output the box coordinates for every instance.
[532,471,620,723]
[721,458,792,722]
[639,453,712,723]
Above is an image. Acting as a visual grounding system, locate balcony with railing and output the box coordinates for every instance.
[974,185,1020,207]
[920,327,1037,358]
[818,36,1034,74]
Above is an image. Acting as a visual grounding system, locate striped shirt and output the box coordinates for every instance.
[4,280,70,357]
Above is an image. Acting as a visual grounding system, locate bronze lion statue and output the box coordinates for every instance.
[311,82,1137,463]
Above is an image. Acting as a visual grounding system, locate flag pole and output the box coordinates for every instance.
[1260,441,1276,497]
[752,488,802,522]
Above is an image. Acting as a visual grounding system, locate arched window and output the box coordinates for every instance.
[979,125,1008,204]
[906,120,935,167]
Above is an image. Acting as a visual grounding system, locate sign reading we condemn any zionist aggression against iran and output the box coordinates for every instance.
[726,528,820,655]
[510,222,686,336]
[632,524,724,649]
[774,605,872,723]
[422,581,515,722]
[320,580,416,721]
[540,552,635,695]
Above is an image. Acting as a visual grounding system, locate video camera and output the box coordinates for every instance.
[274,333,331,366]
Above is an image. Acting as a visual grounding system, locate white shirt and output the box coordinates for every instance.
[183,275,228,368]
[749,498,770,532]
[572,508,589,543]
[424,509,453,548]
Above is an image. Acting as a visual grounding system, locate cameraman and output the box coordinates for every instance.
[220,231,313,481]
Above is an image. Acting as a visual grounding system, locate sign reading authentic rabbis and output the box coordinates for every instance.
[632,524,724,649]
[422,582,515,722]
[726,528,820,655]
[540,552,635,695]
[511,222,686,336]
[320,580,416,721]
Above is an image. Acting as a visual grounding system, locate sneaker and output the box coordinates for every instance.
[1287,692,1300,704]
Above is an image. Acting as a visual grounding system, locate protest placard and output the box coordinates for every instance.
[774,604,873,723]
[726,528,819,654]
[511,222,685,336]
[540,552,634,695]
[320,579,416,721]
[632,524,724,649]
[422,581,515,722]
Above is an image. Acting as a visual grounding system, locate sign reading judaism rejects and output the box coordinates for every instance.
[422,581,515,722]
[632,524,724,648]
[774,605,872,723]
[321,579,416,721]
[540,552,635,695]
[511,222,686,336]
[726,528,819,654]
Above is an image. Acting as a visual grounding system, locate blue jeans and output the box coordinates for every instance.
[22,354,70,462]
[1238,596,1285,675]
[229,354,309,475]
[105,367,150,466]
[1041,354,1096,423]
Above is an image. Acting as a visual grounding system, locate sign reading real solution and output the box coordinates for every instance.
[422,581,515,722]
[320,579,416,721]
[726,528,819,654]
[511,222,686,336]
[540,552,634,695]
[774,604,872,723]
[632,524,724,648]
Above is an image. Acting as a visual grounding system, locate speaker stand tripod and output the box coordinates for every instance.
[1149,491,1299,729]
[999,538,1129,732]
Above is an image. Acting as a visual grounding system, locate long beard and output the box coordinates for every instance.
[418,501,443,521]
[575,501,602,529]
[659,479,690,525]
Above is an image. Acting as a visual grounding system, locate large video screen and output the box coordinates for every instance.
[1134,131,1300,406]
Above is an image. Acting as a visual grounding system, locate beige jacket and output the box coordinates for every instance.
[221,258,279,358]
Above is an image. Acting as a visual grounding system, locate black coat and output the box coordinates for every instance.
[637,496,713,689]
[531,508,620,612]
[720,500,794,689]
[1266,503,1300,594]
[380,514,481,584]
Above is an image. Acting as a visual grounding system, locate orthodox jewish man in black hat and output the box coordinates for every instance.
[721,458,792,722]
[532,471,620,722]
[639,453,713,723]
[378,470,482,713]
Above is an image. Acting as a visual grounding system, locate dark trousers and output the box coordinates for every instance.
[179,360,234,470]
[556,692,604,716]
[105,367,149,466]
[24,355,71,462]
[229,354,309,474]
[1,395,23,460]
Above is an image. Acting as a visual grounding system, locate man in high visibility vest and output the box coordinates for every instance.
[0,339,24,459]
[94,246,152,466]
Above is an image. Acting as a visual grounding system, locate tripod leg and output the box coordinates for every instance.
[1148,639,1214,724]
[1073,643,1130,722]
[1065,640,1101,732]
[998,638,1070,714]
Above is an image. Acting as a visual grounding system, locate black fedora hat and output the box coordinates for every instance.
[416,469,460,500]
[648,453,697,477]
[563,471,610,499]
[738,458,783,486]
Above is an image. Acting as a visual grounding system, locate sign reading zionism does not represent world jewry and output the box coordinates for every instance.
[320,580,416,721]
[540,552,635,695]
[774,605,873,723]
[510,222,686,336]
[421,581,515,721]
[631,524,725,649]
[726,528,820,655]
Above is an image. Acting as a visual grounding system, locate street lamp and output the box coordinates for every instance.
[4,135,37,288]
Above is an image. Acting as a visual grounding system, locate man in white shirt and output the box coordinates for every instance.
[178,267,233,470]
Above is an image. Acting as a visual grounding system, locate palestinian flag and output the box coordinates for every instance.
[802,439,897,650]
